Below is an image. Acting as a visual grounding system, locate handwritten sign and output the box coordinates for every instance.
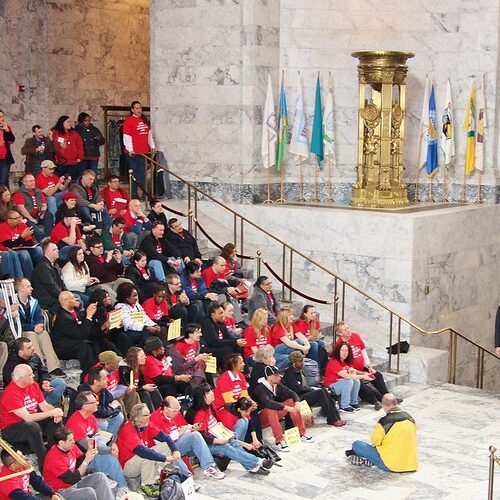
[209,422,234,440]
[284,426,301,447]
[108,309,122,330]
[204,355,217,374]
[167,318,182,341]
[299,400,312,417]
[181,476,196,500]
[129,311,145,324]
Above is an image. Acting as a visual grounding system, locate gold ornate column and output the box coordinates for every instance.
[350,51,414,208]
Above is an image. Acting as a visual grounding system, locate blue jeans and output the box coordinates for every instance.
[209,439,258,471]
[91,453,127,487]
[148,258,184,281]
[14,250,34,278]
[352,440,391,471]
[80,207,112,230]
[72,290,90,307]
[0,158,8,186]
[46,191,65,217]
[175,431,215,470]
[27,212,54,241]
[233,418,249,441]
[98,411,124,436]
[58,244,80,263]
[330,379,361,409]
[127,155,146,197]
[80,159,99,174]
[0,251,23,278]
[44,377,67,406]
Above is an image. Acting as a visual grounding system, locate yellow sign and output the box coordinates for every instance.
[167,318,182,341]
[284,426,301,447]
[129,370,135,390]
[108,309,122,330]
[209,422,234,440]
[299,400,312,417]
[129,311,145,323]
[204,355,217,374]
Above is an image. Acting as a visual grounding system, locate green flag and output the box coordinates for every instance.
[276,77,288,172]
[310,75,324,165]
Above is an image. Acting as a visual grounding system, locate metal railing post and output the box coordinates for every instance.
[240,219,244,268]
[128,169,133,197]
[256,251,262,277]
[233,214,237,246]
[333,278,338,327]
[397,317,402,373]
[281,244,286,302]
[194,191,198,239]
[187,209,194,235]
[488,446,496,500]
[288,249,293,302]
[388,312,394,373]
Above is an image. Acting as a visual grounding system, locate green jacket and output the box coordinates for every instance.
[101,228,133,252]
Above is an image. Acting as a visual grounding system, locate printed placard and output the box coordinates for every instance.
[204,355,217,374]
[167,318,182,340]
[129,370,135,390]
[209,422,234,441]
[299,400,312,417]
[181,475,196,499]
[129,311,145,323]
[108,309,122,330]
[284,426,301,447]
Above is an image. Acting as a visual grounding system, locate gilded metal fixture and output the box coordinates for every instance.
[351,51,414,207]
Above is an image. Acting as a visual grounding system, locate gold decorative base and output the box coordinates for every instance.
[350,186,409,208]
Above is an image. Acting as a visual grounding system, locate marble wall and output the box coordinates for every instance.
[0,0,150,173]
[151,0,500,204]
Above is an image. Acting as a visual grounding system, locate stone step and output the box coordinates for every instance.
[60,360,82,389]
[380,369,410,390]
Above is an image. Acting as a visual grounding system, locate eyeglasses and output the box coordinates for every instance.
[92,245,104,249]
[171,282,181,286]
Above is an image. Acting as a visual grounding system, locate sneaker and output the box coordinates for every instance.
[340,406,355,413]
[345,449,355,457]
[115,488,129,500]
[249,466,270,475]
[276,441,290,452]
[49,368,67,378]
[374,402,382,411]
[141,484,160,497]
[214,455,231,471]
[351,404,361,411]
[396,397,404,404]
[203,465,225,480]
[260,458,273,470]
[301,434,314,443]
[350,455,374,467]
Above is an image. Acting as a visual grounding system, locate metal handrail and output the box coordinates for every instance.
[137,154,500,387]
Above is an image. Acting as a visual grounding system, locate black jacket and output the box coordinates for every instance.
[283,365,312,395]
[3,352,50,386]
[253,379,299,411]
[200,316,238,349]
[31,257,65,312]
[166,229,201,261]
[139,232,180,265]
[75,123,105,158]
[51,307,92,356]
[124,264,159,301]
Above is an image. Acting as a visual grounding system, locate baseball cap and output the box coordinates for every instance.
[98,351,122,366]
[264,365,281,377]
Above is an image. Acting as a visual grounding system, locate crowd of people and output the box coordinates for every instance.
[0,104,417,499]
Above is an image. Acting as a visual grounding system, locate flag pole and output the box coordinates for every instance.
[475,73,485,205]
[475,171,482,204]
[314,159,319,202]
[262,130,274,204]
[442,166,448,202]
[461,168,467,203]
[276,70,286,204]
[414,138,422,203]
[429,177,434,202]
[299,159,305,202]
[328,155,334,202]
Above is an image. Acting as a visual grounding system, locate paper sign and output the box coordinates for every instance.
[284,426,301,447]
[94,430,113,441]
[167,318,182,341]
[209,422,234,440]
[181,476,196,500]
[129,311,145,323]
[204,355,217,374]
[129,370,135,390]
[108,309,122,330]
[299,400,312,417]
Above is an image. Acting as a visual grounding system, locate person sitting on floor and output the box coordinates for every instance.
[123,198,152,248]
[35,159,70,217]
[102,216,134,264]
[165,272,199,327]
[346,393,418,472]
[147,199,168,227]
[124,251,161,302]
[247,276,280,326]
[141,283,170,335]
[61,246,98,306]
[100,174,129,218]
[166,217,202,266]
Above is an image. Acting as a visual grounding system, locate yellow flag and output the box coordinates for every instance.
[464,78,476,175]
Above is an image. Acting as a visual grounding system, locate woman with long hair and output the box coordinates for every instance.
[324,341,374,413]
[123,251,159,302]
[187,383,271,475]
[61,246,98,306]
[0,185,13,222]
[51,115,84,179]
[119,346,162,412]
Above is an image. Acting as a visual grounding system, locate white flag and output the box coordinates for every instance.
[475,76,486,172]
[440,79,455,166]
[323,78,335,162]
[288,73,309,161]
[418,76,431,169]
[261,73,277,169]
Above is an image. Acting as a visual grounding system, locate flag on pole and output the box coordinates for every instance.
[476,76,486,172]
[440,78,455,166]
[426,80,439,177]
[276,75,288,173]
[323,75,335,163]
[289,73,309,162]
[418,76,431,170]
[261,73,277,169]
[464,78,476,175]
[310,74,324,165]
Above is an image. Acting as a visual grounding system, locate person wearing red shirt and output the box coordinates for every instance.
[122,199,152,251]
[44,426,113,499]
[150,396,225,479]
[142,284,169,327]
[0,364,63,471]
[243,308,278,363]
[324,341,373,413]
[201,256,239,296]
[117,402,189,497]
[50,209,86,262]
[100,175,129,217]
[0,449,59,500]
[35,159,71,217]
[50,115,84,179]
[222,301,243,339]
[0,111,15,186]
[12,173,54,240]
[123,101,157,197]
[335,321,393,410]
[270,307,311,360]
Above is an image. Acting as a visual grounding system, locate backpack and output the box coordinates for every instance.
[159,464,185,500]
[302,357,320,386]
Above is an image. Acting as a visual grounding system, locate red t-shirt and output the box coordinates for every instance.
[50,221,82,245]
[142,297,168,322]
[293,319,321,338]
[0,381,44,429]
[243,325,271,359]
[335,332,366,371]
[123,115,151,154]
[269,323,293,347]
[12,190,46,216]
[201,267,225,289]
[65,410,99,442]
[0,221,35,246]
[35,172,59,192]
[0,466,33,500]
[214,370,248,409]
[193,407,220,436]
[82,362,120,393]
[150,409,187,442]
[174,339,198,363]
[143,354,173,384]
[323,358,351,386]
[122,210,146,234]
[100,188,128,212]
[44,445,83,492]
[117,421,161,467]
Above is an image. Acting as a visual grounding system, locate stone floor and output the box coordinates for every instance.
[191,382,500,500]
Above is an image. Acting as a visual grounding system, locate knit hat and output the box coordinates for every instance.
[288,351,305,364]
[61,191,77,201]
